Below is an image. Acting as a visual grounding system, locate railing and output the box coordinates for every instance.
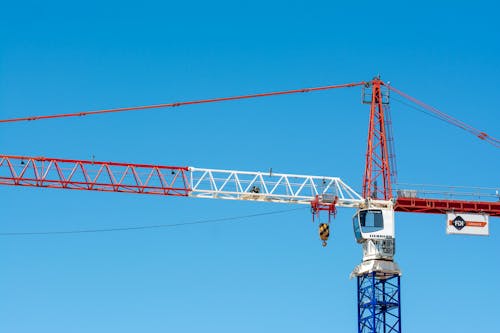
[394,183,500,202]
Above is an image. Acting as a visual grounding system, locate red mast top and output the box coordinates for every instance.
[362,78,393,200]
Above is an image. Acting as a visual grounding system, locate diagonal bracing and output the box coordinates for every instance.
[189,167,363,207]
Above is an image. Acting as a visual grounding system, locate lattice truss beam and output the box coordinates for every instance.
[0,155,191,196]
[0,155,364,207]
[190,167,363,207]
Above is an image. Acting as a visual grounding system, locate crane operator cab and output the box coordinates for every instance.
[353,208,395,262]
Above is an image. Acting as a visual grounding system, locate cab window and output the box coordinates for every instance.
[359,210,384,233]
[353,214,362,242]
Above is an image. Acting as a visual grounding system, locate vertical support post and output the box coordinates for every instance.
[372,273,376,332]
[382,280,387,333]
[357,277,362,332]
[357,272,401,333]
[397,275,402,332]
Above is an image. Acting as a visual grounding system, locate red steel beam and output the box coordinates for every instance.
[395,197,500,217]
[0,154,190,196]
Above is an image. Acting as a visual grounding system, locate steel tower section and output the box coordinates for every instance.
[362,78,393,200]
[357,272,401,333]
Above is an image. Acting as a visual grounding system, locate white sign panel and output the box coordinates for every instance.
[446,212,489,236]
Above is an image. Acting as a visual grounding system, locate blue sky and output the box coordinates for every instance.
[1,1,499,332]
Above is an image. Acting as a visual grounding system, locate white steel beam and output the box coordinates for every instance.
[189,167,363,208]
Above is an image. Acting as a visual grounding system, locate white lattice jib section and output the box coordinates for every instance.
[189,167,363,207]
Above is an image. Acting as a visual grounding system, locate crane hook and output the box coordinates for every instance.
[319,223,330,247]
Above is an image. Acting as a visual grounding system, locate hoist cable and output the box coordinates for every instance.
[0,207,305,236]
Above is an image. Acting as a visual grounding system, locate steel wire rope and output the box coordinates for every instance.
[388,85,500,148]
[0,82,365,124]
[0,207,305,236]
[391,96,450,123]
[391,95,500,149]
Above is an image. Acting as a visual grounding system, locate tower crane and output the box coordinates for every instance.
[1,77,499,333]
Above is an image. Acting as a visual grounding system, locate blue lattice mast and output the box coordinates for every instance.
[357,272,401,333]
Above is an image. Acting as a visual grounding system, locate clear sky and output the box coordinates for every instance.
[1,1,499,332]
